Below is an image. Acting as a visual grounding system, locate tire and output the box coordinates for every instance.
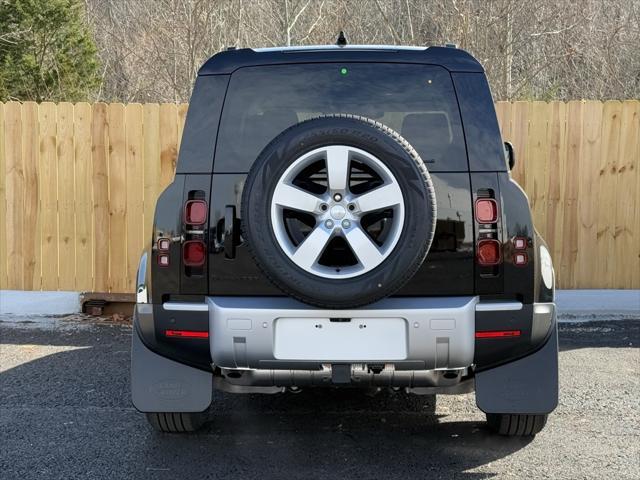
[241,114,436,308]
[486,413,548,436]
[145,412,207,433]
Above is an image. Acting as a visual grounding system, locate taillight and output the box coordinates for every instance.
[475,189,502,277]
[184,200,207,225]
[183,240,206,267]
[477,239,501,266]
[182,193,208,276]
[475,199,498,224]
[157,254,170,267]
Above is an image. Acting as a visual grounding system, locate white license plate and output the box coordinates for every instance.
[273,317,407,361]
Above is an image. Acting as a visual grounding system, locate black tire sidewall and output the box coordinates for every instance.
[242,115,436,308]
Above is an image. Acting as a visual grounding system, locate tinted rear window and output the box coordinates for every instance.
[215,63,468,172]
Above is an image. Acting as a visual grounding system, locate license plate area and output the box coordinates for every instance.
[273,317,407,361]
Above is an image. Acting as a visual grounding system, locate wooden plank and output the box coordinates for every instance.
[526,101,551,230]
[91,103,110,292]
[575,101,603,288]
[511,101,529,187]
[546,101,567,272]
[176,102,189,154]
[143,103,161,244]
[594,101,622,287]
[494,101,506,135]
[4,102,24,290]
[159,103,178,189]
[108,103,128,293]
[39,103,58,290]
[615,100,640,288]
[56,103,76,290]
[74,103,93,291]
[21,102,41,290]
[559,100,583,289]
[498,101,514,144]
[631,103,640,289]
[125,104,144,291]
[0,103,6,289]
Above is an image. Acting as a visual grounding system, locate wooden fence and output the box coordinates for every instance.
[0,100,638,293]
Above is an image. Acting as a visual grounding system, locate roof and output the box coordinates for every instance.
[198,45,484,75]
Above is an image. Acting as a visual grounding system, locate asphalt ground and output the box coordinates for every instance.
[0,315,638,480]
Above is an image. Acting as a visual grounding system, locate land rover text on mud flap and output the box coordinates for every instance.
[132,44,558,436]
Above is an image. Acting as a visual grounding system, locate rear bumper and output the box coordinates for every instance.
[208,296,478,371]
[133,295,556,391]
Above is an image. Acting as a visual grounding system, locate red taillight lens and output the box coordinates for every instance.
[477,239,501,265]
[165,329,209,339]
[475,199,498,224]
[184,200,207,225]
[476,330,521,339]
[183,240,206,267]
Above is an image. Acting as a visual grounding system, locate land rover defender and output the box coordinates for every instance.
[132,44,558,436]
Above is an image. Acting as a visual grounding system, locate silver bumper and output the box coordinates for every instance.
[207,296,479,371]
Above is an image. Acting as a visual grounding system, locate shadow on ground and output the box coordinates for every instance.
[0,321,536,479]
[1,318,637,479]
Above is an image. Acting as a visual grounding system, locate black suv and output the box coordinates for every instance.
[132,44,558,436]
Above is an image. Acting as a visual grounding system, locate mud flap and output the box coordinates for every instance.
[131,318,212,413]
[475,324,558,414]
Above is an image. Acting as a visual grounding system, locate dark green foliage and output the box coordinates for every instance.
[0,0,100,101]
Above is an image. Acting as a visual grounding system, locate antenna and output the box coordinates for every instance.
[336,31,348,47]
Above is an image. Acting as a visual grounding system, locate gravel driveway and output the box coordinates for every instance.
[0,316,638,479]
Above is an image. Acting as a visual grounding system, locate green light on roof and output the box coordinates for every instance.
[340,67,348,75]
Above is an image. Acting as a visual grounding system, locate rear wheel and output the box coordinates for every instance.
[486,413,548,436]
[145,412,207,433]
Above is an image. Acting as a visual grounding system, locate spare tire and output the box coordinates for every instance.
[241,114,436,308]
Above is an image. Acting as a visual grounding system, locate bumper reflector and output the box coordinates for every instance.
[475,330,521,339]
[165,329,209,339]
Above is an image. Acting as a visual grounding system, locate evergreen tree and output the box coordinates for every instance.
[0,0,100,101]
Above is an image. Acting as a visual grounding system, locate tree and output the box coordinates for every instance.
[0,0,101,102]
[85,0,640,102]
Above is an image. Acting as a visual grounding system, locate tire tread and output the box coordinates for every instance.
[486,413,548,436]
[145,412,206,433]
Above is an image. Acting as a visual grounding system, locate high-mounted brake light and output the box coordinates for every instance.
[477,239,501,266]
[184,200,207,225]
[183,240,206,267]
[475,199,498,224]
